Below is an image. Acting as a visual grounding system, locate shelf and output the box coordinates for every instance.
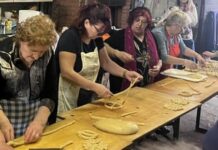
[0,0,52,2]
[0,0,13,3]
[13,0,52,2]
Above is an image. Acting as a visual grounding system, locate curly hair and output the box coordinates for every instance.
[128,7,152,28]
[15,15,57,46]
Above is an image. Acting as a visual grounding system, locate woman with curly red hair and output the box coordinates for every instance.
[106,7,162,93]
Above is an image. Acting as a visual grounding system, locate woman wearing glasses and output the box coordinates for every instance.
[152,10,205,71]
[55,3,142,113]
[105,7,162,93]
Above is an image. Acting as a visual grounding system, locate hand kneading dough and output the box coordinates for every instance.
[93,118,139,135]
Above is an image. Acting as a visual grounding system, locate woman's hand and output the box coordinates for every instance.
[24,120,45,143]
[202,51,217,59]
[148,60,162,77]
[0,117,14,142]
[93,83,113,98]
[0,131,13,150]
[184,59,198,69]
[0,143,13,150]
[124,70,143,83]
[115,51,134,63]
[149,66,161,77]
[196,54,206,67]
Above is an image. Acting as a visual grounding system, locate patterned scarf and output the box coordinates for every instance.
[121,27,159,90]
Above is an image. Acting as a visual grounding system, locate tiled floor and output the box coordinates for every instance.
[130,95,218,150]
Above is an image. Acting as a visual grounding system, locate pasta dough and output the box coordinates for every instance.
[164,103,183,111]
[93,118,139,135]
[171,97,189,105]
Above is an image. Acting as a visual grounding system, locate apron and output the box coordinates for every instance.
[58,46,100,113]
[0,99,40,137]
[162,35,180,71]
[0,45,47,138]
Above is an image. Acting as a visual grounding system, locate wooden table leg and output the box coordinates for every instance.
[195,106,207,133]
[173,118,180,140]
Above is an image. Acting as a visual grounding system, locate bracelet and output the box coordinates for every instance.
[122,70,127,78]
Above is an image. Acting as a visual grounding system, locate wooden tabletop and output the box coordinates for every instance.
[14,87,201,150]
[14,117,132,150]
[146,76,218,103]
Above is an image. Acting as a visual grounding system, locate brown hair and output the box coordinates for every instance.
[16,15,57,46]
[70,3,111,35]
[128,7,152,28]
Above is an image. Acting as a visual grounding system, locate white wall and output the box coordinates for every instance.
[144,0,177,19]
[144,0,199,19]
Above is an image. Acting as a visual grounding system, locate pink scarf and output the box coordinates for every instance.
[121,27,159,90]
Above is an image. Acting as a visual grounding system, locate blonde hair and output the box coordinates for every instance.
[156,6,180,27]
[16,15,57,46]
[165,10,191,27]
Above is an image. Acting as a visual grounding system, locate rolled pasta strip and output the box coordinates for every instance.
[78,130,98,140]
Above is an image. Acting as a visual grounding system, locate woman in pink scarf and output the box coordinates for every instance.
[106,7,162,93]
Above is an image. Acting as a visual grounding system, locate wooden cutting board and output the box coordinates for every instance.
[161,68,208,82]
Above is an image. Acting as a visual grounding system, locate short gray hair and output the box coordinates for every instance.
[165,10,191,27]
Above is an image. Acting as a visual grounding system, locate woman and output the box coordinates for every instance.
[152,10,205,70]
[105,7,162,93]
[178,0,198,62]
[0,15,57,144]
[55,3,142,113]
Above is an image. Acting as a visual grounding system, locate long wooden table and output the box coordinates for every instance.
[15,87,200,150]
[146,76,218,103]
[146,76,218,133]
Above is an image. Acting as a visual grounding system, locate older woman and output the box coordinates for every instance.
[55,3,142,113]
[0,15,57,144]
[105,7,162,93]
[152,10,205,70]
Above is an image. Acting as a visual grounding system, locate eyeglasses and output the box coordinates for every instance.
[93,24,105,36]
[134,17,148,26]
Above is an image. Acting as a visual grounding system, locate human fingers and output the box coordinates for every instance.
[100,89,113,98]
[2,127,14,142]
[24,122,43,143]
[25,131,40,143]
